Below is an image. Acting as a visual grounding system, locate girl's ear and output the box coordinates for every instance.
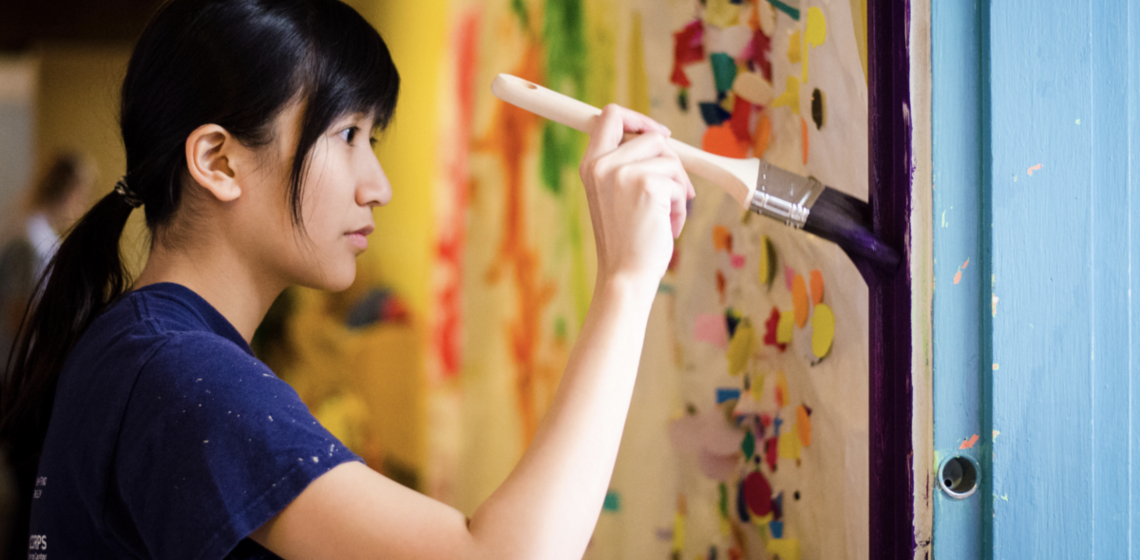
[185,124,243,202]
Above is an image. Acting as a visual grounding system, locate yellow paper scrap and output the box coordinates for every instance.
[806,7,827,47]
[771,76,801,115]
[751,512,773,527]
[778,429,801,460]
[727,320,754,376]
[767,538,802,560]
[776,311,794,343]
[671,512,685,552]
[751,374,765,402]
[811,304,835,358]
[787,30,802,63]
[704,0,741,28]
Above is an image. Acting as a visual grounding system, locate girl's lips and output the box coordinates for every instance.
[346,225,373,250]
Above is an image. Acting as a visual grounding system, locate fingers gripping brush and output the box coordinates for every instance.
[491,74,901,273]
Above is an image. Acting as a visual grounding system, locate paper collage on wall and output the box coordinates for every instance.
[428,0,871,558]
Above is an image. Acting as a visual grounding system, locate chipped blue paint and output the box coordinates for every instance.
[933,0,1138,557]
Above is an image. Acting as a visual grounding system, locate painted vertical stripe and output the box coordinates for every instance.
[1090,1,1131,557]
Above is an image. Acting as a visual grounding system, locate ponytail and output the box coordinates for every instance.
[0,189,135,549]
[0,0,399,551]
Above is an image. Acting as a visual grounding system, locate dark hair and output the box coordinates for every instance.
[0,0,399,547]
[28,151,91,210]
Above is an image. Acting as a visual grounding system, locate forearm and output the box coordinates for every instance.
[467,274,658,559]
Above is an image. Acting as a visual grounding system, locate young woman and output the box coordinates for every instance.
[0,0,693,558]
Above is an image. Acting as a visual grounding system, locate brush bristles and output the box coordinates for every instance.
[803,187,901,272]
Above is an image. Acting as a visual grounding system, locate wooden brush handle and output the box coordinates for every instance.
[491,74,758,209]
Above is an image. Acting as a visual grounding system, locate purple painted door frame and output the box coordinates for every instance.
[868,0,915,557]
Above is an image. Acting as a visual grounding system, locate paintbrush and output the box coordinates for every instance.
[491,73,900,272]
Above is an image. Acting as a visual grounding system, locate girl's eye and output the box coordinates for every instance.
[339,127,359,144]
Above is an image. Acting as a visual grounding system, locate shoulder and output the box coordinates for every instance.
[134,331,289,406]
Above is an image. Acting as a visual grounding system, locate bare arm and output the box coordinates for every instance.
[251,105,693,560]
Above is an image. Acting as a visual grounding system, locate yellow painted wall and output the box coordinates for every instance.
[344,0,447,324]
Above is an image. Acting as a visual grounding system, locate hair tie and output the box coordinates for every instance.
[113,177,143,208]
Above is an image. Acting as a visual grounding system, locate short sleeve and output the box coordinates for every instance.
[109,332,364,560]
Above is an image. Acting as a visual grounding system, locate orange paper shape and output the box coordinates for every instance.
[959,434,980,449]
[796,405,812,447]
[792,274,809,328]
[713,225,733,252]
[703,122,750,158]
[809,269,823,305]
[753,112,772,158]
[801,115,809,164]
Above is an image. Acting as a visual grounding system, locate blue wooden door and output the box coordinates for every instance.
[932,0,1139,557]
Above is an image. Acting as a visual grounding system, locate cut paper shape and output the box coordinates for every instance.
[677,88,689,111]
[811,304,835,358]
[730,254,746,268]
[716,270,727,303]
[708,24,754,59]
[784,265,795,290]
[751,373,765,401]
[725,307,742,336]
[776,311,794,344]
[796,405,812,447]
[792,274,809,327]
[765,0,801,21]
[713,225,733,252]
[763,307,787,351]
[730,95,752,141]
[787,30,802,64]
[778,429,802,459]
[805,7,827,47]
[700,102,732,126]
[750,28,774,82]
[671,20,705,88]
[809,269,823,304]
[758,236,777,287]
[704,0,741,28]
[775,371,789,407]
[801,115,809,164]
[736,479,751,522]
[718,483,729,520]
[754,1,776,36]
[769,520,784,538]
[1028,163,1043,175]
[672,512,686,553]
[719,92,736,114]
[703,122,751,158]
[771,75,801,114]
[766,538,802,560]
[811,88,825,128]
[743,471,773,516]
[741,429,756,460]
[726,319,754,376]
[603,491,621,511]
[716,387,742,404]
[953,269,962,285]
[711,53,738,93]
[695,313,730,348]
[753,112,773,158]
[725,307,743,337]
[960,434,980,449]
[733,71,775,105]
[765,437,779,470]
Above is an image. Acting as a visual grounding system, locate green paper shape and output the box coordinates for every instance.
[742,429,756,460]
[710,53,737,94]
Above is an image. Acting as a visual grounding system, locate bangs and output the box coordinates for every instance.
[285,0,400,228]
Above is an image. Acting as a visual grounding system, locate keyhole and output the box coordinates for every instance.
[938,455,980,499]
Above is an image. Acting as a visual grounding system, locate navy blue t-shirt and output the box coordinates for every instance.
[28,283,364,559]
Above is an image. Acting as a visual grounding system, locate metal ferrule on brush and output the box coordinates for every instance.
[748,161,825,229]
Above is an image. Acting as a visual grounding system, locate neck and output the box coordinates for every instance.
[133,236,285,343]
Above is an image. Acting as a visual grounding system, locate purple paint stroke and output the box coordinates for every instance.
[867,0,914,558]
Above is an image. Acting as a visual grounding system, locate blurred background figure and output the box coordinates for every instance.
[0,151,95,374]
